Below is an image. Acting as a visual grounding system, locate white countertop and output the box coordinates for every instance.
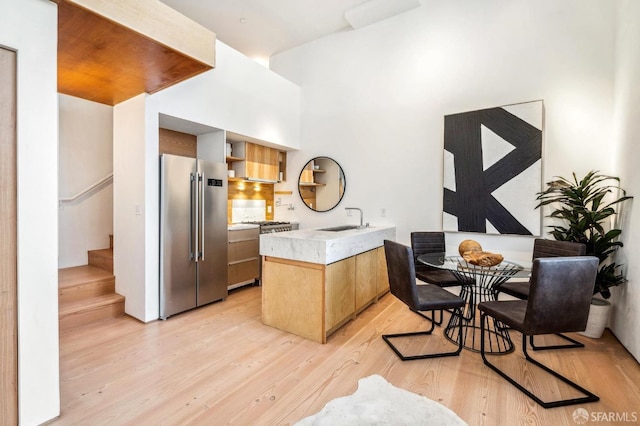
[260,225,396,264]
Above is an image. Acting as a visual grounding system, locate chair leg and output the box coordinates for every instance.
[410,307,443,326]
[382,308,463,361]
[480,313,599,409]
[528,333,585,351]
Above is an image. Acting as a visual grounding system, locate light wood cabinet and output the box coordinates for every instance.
[325,256,356,334]
[355,249,378,313]
[299,161,314,184]
[245,142,279,181]
[228,227,260,289]
[278,151,287,182]
[159,128,197,157]
[377,246,390,297]
[262,257,326,343]
[262,246,389,343]
[228,141,280,181]
[299,161,327,186]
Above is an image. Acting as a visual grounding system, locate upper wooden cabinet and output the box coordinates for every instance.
[228,141,281,182]
[245,143,279,182]
[54,0,216,105]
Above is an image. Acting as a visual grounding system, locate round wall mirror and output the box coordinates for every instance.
[298,157,346,212]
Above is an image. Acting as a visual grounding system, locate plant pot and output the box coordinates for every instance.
[578,297,611,339]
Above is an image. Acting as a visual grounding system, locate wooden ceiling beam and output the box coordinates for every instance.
[54,0,216,106]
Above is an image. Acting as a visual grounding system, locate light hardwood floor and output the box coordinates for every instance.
[51,286,640,425]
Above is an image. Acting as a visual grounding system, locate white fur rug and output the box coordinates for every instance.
[295,375,468,425]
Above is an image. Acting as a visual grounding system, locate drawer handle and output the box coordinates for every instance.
[228,237,259,243]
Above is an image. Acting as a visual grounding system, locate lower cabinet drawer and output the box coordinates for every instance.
[228,258,260,285]
[228,239,259,261]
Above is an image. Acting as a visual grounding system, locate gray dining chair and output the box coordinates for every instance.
[479,256,599,408]
[382,240,465,361]
[496,238,587,350]
[410,232,473,325]
[497,239,587,299]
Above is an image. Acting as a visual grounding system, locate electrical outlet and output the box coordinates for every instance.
[380,208,386,217]
[276,198,282,206]
[347,209,352,216]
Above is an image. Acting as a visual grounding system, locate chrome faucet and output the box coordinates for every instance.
[345,207,366,229]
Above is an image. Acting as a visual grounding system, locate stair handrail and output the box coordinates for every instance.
[59,172,113,204]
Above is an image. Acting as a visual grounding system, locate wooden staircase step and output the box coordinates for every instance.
[59,264,124,332]
[59,265,115,304]
[58,236,124,332]
[88,248,113,273]
[59,293,125,333]
[59,264,113,287]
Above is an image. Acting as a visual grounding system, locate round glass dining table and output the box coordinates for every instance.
[417,253,531,354]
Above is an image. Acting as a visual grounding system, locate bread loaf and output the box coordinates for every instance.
[458,239,482,257]
[462,251,504,267]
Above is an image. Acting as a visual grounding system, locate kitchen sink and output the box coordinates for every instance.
[319,225,360,232]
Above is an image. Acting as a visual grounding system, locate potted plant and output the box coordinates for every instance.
[535,170,633,337]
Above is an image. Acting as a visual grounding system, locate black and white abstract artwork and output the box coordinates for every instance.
[442,100,543,236]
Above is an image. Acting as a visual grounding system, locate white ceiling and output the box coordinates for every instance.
[159,0,367,65]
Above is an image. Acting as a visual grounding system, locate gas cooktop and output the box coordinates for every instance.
[242,221,296,234]
[243,221,290,226]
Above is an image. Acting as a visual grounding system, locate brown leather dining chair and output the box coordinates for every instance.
[479,256,600,408]
[496,238,587,350]
[410,232,473,325]
[382,240,466,361]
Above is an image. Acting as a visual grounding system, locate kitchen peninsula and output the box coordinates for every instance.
[260,225,396,343]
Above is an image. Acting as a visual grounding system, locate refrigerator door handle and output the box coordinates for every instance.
[199,172,205,261]
[191,172,198,263]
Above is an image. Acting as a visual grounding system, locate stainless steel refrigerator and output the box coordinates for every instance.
[160,154,228,319]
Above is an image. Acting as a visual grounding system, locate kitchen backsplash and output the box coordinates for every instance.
[227,180,275,223]
[231,199,266,223]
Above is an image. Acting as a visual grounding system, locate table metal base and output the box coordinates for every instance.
[444,310,513,354]
[417,255,526,353]
[445,261,523,353]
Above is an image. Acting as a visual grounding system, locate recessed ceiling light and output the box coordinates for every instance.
[239,17,246,24]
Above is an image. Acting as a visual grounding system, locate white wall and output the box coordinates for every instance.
[114,41,301,322]
[59,94,113,268]
[113,94,148,321]
[271,0,617,262]
[610,0,640,360]
[149,42,301,150]
[0,0,60,424]
[271,0,640,360]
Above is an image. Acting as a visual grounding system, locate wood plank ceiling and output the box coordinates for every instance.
[55,0,216,106]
